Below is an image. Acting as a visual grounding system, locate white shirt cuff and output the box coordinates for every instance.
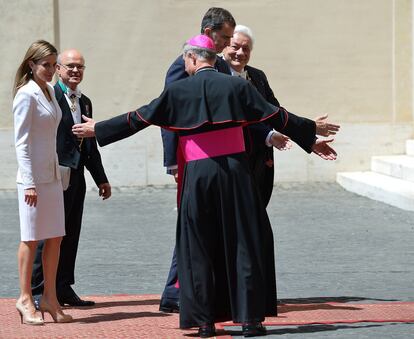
[265,130,276,147]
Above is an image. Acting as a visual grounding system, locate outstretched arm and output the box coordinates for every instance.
[73,112,150,147]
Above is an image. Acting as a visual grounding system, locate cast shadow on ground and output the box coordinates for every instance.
[278,296,399,304]
[277,302,361,314]
[277,296,399,315]
[73,311,171,324]
[66,298,161,310]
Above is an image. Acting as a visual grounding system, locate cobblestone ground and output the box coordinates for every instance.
[1,183,413,338]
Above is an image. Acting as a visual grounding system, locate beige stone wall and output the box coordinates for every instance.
[55,0,412,124]
[0,0,57,189]
[1,0,413,188]
[0,0,57,127]
[394,0,413,122]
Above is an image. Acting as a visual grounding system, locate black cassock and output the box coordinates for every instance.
[94,67,315,328]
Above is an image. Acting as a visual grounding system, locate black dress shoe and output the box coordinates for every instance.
[242,322,266,337]
[198,324,215,338]
[159,299,179,313]
[33,295,41,311]
[58,289,95,307]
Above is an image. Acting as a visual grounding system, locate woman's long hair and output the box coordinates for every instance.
[13,40,58,97]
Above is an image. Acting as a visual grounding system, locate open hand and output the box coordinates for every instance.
[312,138,337,160]
[270,131,293,151]
[315,114,340,137]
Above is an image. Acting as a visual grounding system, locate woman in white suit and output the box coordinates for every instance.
[13,40,72,325]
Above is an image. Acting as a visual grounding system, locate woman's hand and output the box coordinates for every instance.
[24,188,37,207]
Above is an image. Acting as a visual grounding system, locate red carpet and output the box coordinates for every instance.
[1,294,413,338]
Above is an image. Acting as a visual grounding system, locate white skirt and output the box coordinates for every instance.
[17,180,65,241]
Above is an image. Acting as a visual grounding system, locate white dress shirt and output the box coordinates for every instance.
[64,87,82,124]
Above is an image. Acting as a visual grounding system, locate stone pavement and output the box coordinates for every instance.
[1,183,413,338]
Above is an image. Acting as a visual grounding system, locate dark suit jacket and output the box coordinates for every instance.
[246,65,280,107]
[244,65,318,206]
[244,65,281,153]
[54,84,108,186]
[244,65,281,205]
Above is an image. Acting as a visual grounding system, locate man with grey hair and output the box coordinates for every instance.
[72,34,337,338]
[223,24,341,206]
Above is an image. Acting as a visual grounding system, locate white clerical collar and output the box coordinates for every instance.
[230,66,247,80]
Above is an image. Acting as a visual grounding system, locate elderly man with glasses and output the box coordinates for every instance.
[222,24,341,206]
[31,49,111,308]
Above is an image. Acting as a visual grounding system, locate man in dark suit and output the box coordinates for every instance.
[161,7,234,181]
[223,24,341,206]
[32,49,111,307]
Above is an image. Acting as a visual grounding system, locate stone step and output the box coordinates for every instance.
[407,140,414,156]
[336,171,414,211]
[371,155,414,182]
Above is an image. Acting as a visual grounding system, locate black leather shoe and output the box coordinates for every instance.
[159,299,179,313]
[242,322,266,337]
[198,324,215,338]
[33,295,41,311]
[58,288,95,307]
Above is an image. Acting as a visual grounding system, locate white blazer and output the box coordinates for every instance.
[13,80,62,188]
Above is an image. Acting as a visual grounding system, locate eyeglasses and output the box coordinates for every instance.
[59,63,86,71]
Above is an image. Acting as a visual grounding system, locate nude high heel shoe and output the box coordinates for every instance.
[39,299,73,323]
[15,301,44,325]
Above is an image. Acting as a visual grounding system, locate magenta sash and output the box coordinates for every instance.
[179,126,245,162]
